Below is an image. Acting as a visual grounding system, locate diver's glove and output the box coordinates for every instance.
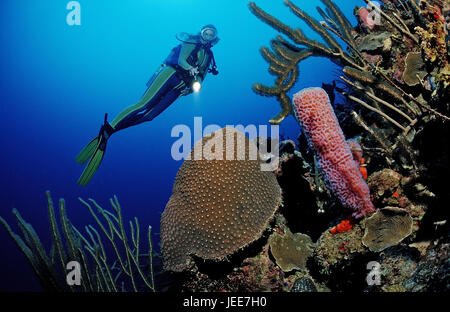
[188,67,199,76]
[180,87,193,96]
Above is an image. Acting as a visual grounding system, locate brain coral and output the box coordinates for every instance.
[161,127,282,272]
[292,87,375,218]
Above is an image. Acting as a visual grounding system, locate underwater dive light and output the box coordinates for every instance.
[192,75,202,93]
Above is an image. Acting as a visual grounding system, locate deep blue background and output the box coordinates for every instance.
[0,0,358,291]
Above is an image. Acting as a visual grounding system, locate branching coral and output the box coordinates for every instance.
[0,191,155,292]
[248,0,367,124]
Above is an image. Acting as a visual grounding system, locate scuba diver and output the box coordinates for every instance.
[76,24,219,186]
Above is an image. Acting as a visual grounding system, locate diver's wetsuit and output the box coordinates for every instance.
[110,39,213,132]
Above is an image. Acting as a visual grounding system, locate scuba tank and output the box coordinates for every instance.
[146,32,218,90]
[165,33,218,78]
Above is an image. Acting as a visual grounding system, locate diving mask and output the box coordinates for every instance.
[200,27,218,42]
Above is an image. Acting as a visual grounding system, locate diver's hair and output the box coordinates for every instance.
[201,24,217,32]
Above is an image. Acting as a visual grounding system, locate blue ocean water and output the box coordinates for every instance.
[0,0,357,291]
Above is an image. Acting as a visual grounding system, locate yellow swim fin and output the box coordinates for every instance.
[77,138,106,186]
[75,137,99,165]
[77,113,115,186]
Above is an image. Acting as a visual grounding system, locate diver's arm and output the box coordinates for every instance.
[178,43,196,71]
[198,53,210,81]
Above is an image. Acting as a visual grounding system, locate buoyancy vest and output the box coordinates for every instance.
[164,37,218,83]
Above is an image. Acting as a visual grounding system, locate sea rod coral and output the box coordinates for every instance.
[249,0,366,125]
[249,0,450,173]
[0,191,155,292]
[292,87,375,218]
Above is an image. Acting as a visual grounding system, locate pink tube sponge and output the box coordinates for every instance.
[358,7,376,30]
[292,87,375,218]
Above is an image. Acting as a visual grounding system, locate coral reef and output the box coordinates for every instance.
[405,238,450,291]
[160,127,282,272]
[269,228,314,272]
[363,240,450,292]
[2,0,449,294]
[154,0,450,293]
[249,0,365,124]
[314,223,367,277]
[273,140,333,236]
[166,0,449,293]
[367,168,402,202]
[180,241,300,292]
[168,138,446,292]
[249,0,450,176]
[415,2,448,65]
[0,191,155,292]
[366,246,420,292]
[234,0,450,292]
[362,207,413,252]
[290,277,318,292]
[367,168,428,237]
[292,87,375,218]
[358,32,392,52]
[402,52,427,86]
[174,210,329,292]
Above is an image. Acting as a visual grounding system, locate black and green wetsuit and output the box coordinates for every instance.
[76,35,217,186]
